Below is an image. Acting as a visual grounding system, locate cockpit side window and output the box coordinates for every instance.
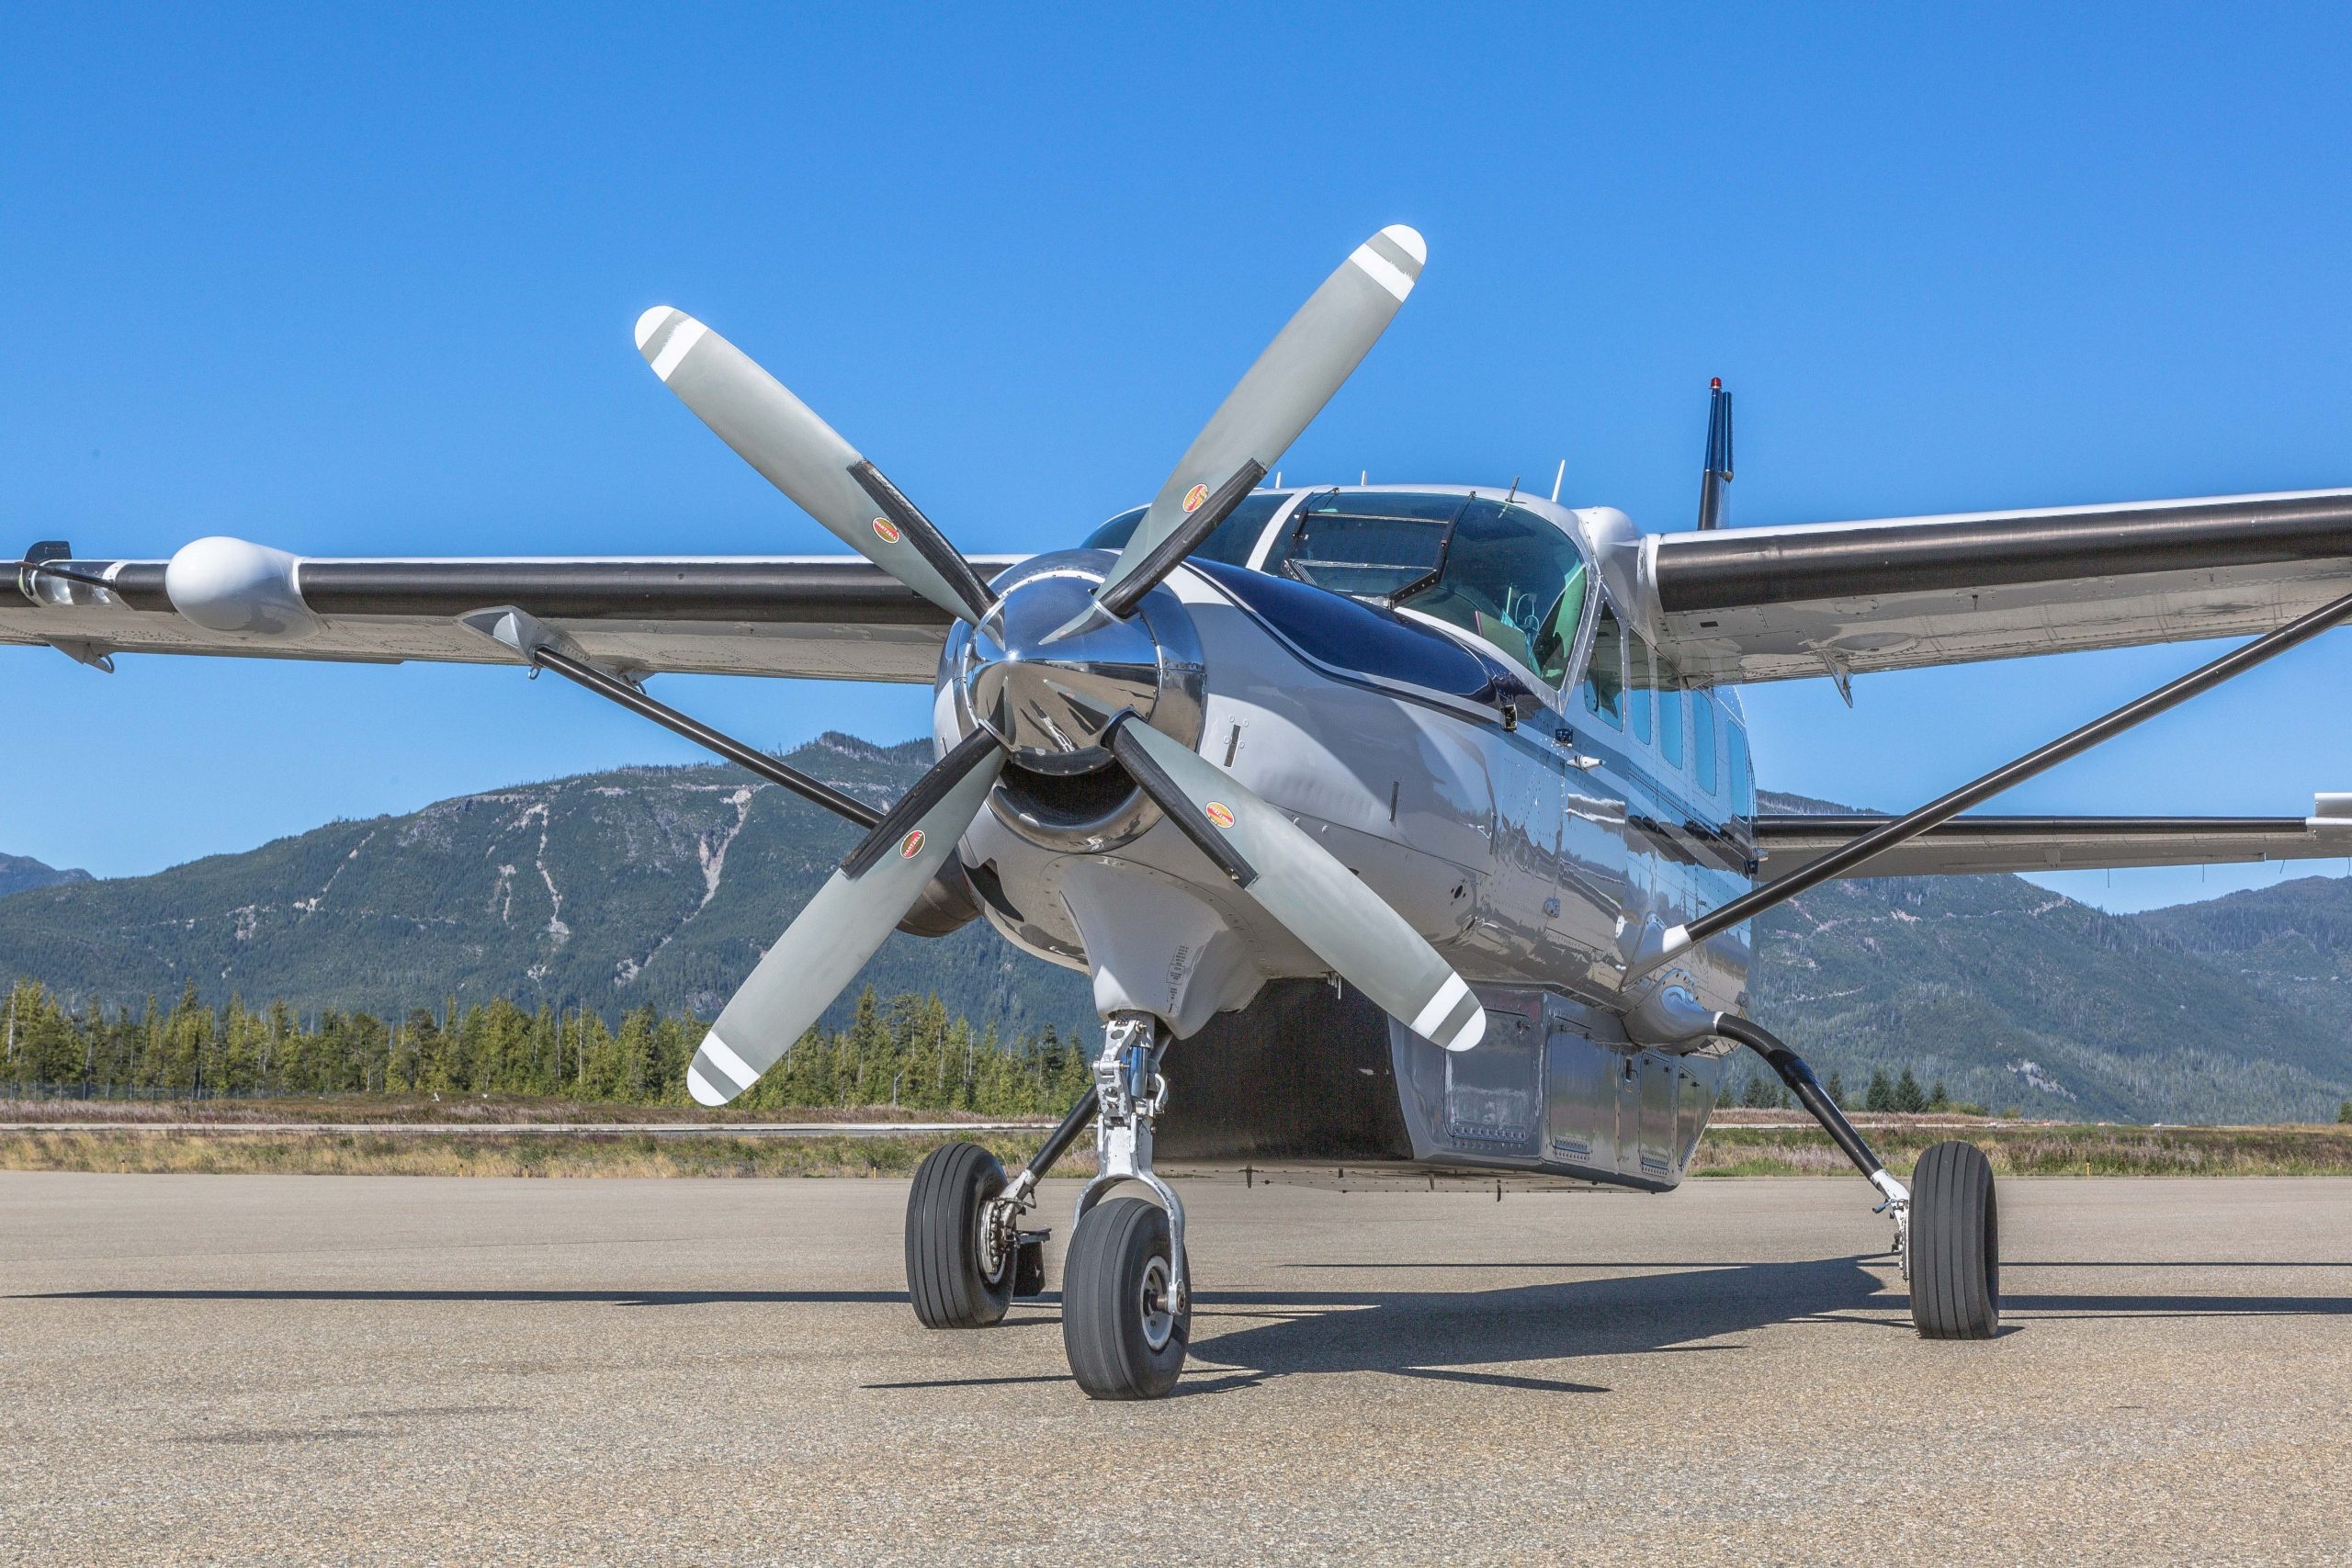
[1579,602,1627,729]
[1080,491,1290,569]
[1395,500,1589,686]
[1260,493,1592,683]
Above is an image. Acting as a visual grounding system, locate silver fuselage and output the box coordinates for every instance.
[939,489,1753,1189]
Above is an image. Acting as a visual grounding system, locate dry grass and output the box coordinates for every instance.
[0,1096,1041,1127]
[3,1107,2347,1180]
[1692,1119,2352,1179]
[0,1128,1082,1179]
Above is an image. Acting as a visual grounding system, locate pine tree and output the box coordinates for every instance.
[1825,1070,1846,1109]
[1894,1066,1927,1114]
[1865,1069,1894,1112]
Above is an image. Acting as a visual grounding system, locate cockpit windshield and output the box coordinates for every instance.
[1269,491,1589,684]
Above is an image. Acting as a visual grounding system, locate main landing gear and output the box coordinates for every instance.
[904,1010,1192,1397]
[1713,1013,1999,1338]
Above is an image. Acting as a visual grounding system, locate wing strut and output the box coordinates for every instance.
[457,605,984,938]
[1628,582,2352,982]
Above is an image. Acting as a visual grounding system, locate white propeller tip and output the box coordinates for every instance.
[685,1064,732,1107]
[1378,224,1427,265]
[634,305,680,352]
[1442,1006,1486,1053]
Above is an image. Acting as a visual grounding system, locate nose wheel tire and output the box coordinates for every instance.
[904,1141,1015,1329]
[1908,1140,1999,1339]
[1062,1197,1190,1400]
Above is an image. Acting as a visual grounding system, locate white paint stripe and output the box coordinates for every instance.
[685,1065,729,1107]
[1349,243,1414,301]
[701,1032,762,1092]
[1408,972,1470,1039]
[650,318,707,382]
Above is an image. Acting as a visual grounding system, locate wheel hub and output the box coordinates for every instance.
[1137,1255,1175,1351]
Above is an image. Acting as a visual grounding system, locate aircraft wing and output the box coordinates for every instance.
[1753,795,2352,879]
[1635,489,2352,684]
[4,547,1017,681]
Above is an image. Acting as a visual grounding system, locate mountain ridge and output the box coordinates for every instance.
[0,853,91,900]
[5,757,2347,1122]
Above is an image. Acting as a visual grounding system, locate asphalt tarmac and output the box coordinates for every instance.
[3,1172,2347,1566]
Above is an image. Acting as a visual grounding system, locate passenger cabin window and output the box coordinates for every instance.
[1081,491,1289,569]
[1580,604,1626,729]
[1627,636,1657,745]
[1727,716,1755,819]
[1692,690,1719,795]
[1657,661,1684,769]
[1268,491,1590,684]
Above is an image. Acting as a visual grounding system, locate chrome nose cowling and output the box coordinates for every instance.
[950,552,1205,776]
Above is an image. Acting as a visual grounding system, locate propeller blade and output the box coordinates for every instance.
[1095,225,1426,613]
[1108,718,1485,1053]
[684,728,1007,1106]
[634,308,996,624]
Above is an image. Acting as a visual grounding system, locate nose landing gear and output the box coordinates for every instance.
[902,1010,1193,1397]
[1063,1012,1190,1399]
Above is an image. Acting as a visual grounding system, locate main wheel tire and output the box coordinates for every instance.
[1062,1197,1190,1401]
[1909,1139,2000,1339]
[904,1141,1014,1329]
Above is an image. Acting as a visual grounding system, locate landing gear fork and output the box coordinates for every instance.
[1075,1012,1186,1314]
[977,1010,1188,1312]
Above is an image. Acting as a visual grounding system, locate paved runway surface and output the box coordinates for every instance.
[4,1173,2348,1565]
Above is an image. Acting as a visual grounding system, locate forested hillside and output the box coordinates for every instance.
[0,735,1093,1046]
[0,977,1091,1114]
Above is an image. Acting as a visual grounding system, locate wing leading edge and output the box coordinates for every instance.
[1754,795,2352,880]
[1637,488,2352,685]
[5,549,1016,681]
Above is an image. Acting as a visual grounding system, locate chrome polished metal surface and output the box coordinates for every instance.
[953,554,1205,775]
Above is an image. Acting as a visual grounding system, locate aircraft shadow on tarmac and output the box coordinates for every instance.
[41,1255,2352,1398]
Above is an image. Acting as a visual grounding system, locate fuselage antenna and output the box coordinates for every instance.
[1550,459,1566,504]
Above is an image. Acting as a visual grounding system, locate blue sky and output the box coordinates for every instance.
[7,4,2352,912]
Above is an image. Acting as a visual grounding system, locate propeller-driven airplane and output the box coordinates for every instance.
[14,225,2352,1398]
